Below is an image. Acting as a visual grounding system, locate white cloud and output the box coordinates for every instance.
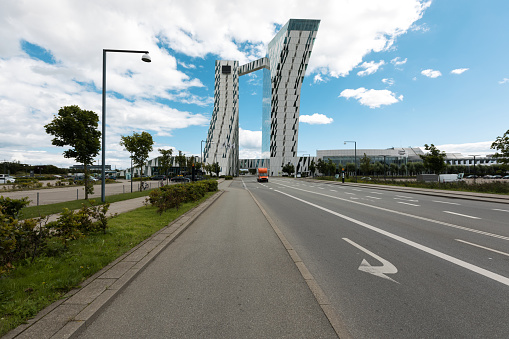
[339,88,402,108]
[451,68,469,75]
[391,57,407,66]
[313,74,325,84]
[421,69,442,78]
[499,78,509,84]
[0,0,431,167]
[357,60,385,76]
[300,113,334,125]
[239,128,262,158]
[382,78,395,86]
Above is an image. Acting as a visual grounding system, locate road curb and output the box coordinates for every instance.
[4,189,224,339]
[246,187,352,339]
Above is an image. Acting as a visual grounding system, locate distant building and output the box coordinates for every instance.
[70,164,111,171]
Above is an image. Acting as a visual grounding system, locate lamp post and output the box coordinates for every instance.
[469,155,479,183]
[344,141,357,182]
[101,49,151,203]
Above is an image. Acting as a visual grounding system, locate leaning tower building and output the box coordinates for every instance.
[204,19,319,176]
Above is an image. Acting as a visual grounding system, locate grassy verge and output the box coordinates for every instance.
[311,177,509,195]
[20,189,156,219]
[0,191,215,336]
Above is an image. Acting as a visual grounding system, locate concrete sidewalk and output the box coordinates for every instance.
[5,180,339,338]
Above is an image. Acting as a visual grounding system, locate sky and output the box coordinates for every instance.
[1,0,508,170]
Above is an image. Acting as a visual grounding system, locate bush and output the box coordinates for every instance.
[0,199,110,275]
[224,175,233,180]
[148,180,218,213]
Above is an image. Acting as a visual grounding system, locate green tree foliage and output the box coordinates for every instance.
[175,151,187,175]
[316,159,327,175]
[373,162,384,177]
[211,162,220,177]
[120,131,154,191]
[282,163,295,176]
[389,163,399,177]
[326,159,336,176]
[360,153,371,175]
[44,105,101,199]
[158,148,173,183]
[420,144,447,174]
[491,129,509,168]
[309,159,316,177]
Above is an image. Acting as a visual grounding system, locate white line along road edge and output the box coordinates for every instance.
[274,189,509,288]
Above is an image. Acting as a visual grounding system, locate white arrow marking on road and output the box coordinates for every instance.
[343,238,399,283]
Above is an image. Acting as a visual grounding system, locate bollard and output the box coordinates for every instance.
[77,188,79,200]
[123,185,125,194]
[37,192,39,206]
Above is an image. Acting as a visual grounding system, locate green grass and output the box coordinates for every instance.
[0,191,215,336]
[20,189,156,219]
[311,176,509,195]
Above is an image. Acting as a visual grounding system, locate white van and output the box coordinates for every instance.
[0,174,16,184]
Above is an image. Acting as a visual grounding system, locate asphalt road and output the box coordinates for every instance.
[76,180,337,338]
[246,177,509,338]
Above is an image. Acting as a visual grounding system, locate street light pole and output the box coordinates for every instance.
[101,49,151,203]
[344,141,357,182]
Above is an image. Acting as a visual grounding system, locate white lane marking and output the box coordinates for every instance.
[344,192,355,195]
[241,179,247,190]
[394,198,419,202]
[443,211,480,219]
[274,182,509,241]
[330,189,337,192]
[274,189,509,288]
[433,200,460,205]
[456,239,509,258]
[366,196,382,200]
[398,202,420,207]
[370,192,383,195]
[352,189,363,192]
[343,238,398,283]
[395,195,413,199]
[492,209,509,213]
[318,187,325,189]
[350,197,359,200]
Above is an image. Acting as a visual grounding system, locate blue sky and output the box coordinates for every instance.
[1,0,508,169]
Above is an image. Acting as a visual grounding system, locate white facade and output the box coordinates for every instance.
[203,60,239,176]
[204,19,320,176]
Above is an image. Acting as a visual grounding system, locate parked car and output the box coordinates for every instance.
[0,174,16,184]
[502,175,509,179]
[491,175,503,179]
[465,175,478,179]
[170,176,190,183]
[151,175,167,181]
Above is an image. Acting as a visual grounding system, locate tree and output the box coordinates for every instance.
[373,162,384,178]
[389,163,399,178]
[175,151,187,175]
[491,129,509,168]
[44,105,101,199]
[420,144,447,174]
[360,153,371,175]
[316,159,327,175]
[309,159,316,177]
[346,162,355,176]
[326,159,336,176]
[282,163,295,176]
[211,162,220,177]
[120,131,154,191]
[158,148,173,184]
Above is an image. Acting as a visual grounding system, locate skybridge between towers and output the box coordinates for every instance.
[203,19,320,176]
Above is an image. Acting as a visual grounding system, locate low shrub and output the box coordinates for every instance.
[224,175,233,180]
[0,198,110,275]
[148,180,218,213]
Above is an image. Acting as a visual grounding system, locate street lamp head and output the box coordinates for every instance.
[141,53,151,62]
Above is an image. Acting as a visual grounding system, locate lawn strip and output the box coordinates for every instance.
[0,191,214,336]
